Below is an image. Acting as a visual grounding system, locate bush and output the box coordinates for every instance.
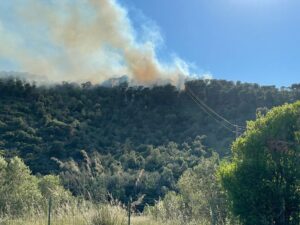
[0,156,72,217]
[0,157,42,216]
[91,205,127,225]
[219,102,300,225]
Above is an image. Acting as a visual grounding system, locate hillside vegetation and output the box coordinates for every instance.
[1,77,300,207]
[1,101,299,225]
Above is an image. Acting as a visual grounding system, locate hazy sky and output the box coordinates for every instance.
[1,0,300,86]
[121,0,300,86]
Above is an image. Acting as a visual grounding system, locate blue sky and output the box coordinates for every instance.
[0,0,300,86]
[121,0,300,86]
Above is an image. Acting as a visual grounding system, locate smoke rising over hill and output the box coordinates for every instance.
[0,0,200,87]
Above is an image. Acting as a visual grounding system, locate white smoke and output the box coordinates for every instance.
[0,0,200,88]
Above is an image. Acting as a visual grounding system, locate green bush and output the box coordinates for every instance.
[219,102,300,225]
[0,156,72,217]
[0,156,42,216]
[147,154,238,225]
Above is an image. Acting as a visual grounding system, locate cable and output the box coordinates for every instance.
[186,85,246,132]
[185,85,248,135]
[186,86,246,130]
[186,89,236,133]
[187,86,241,128]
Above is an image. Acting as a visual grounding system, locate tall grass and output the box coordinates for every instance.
[0,198,212,225]
[0,201,164,225]
[0,200,93,225]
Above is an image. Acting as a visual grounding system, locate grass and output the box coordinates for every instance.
[1,214,165,225]
[0,198,206,225]
[1,217,163,225]
[0,203,170,225]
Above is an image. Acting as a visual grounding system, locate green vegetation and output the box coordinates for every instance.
[1,77,300,204]
[0,76,300,224]
[147,153,234,225]
[0,156,71,217]
[219,102,300,225]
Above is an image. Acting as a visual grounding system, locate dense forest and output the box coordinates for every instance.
[1,77,300,207]
[1,0,299,223]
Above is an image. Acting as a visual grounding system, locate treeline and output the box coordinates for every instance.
[1,76,300,205]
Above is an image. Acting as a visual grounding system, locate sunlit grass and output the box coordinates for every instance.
[0,204,168,225]
[0,200,202,225]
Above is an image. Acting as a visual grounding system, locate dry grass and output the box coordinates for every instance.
[131,216,163,225]
[1,201,93,225]
[0,201,197,225]
[0,204,167,225]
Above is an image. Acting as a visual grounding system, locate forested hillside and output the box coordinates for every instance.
[1,77,300,206]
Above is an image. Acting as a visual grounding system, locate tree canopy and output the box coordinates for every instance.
[219,101,300,225]
[1,76,300,206]
[0,156,71,216]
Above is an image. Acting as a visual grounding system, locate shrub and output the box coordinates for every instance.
[91,205,127,225]
[0,156,72,217]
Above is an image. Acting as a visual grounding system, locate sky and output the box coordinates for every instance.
[121,0,300,86]
[0,0,300,87]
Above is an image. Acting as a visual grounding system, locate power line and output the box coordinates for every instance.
[185,85,246,135]
[186,88,236,133]
[186,86,245,130]
[187,85,246,131]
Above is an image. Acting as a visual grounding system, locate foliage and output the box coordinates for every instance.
[0,156,71,217]
[177,153,230,224]
[0,156,42,216]
[91,205,127,225]
[219,101,300,225]
[1,76,300,207]
[1,77,300,173]
[146,191,190,224]
[39,175,73,208]
[53,139,207,207]
[147,153,238,225]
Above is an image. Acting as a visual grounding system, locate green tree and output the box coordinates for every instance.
[178,153,230,225]
[0,157,42,216]
[38,175,72,208]
[148,153,234,225]
[0,156,71,217]
[219,102,300,225]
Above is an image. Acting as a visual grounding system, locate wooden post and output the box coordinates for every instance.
[48,197,52,225]
[210,204,217,225]
[128,197,132,225]
[235,125,239,139]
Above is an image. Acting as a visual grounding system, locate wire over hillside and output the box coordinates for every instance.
[185,84,246,136]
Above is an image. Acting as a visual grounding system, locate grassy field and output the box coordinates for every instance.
[0,204,171,225]
[1,215,165,225]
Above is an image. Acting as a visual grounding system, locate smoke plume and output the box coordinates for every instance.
[0,0,196,87]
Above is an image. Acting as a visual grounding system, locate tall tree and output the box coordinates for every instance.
[219,102,300,225]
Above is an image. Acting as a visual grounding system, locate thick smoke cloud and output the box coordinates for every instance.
[0,0,197,87]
